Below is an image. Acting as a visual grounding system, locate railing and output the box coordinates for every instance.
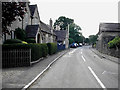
[2,48,31,68]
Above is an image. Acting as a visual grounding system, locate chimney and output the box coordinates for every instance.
[49,18,53,29]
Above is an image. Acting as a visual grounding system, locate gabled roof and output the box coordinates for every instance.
[29,5,37,17]
[54,30,67,41]
[40,21,56,35]
[99,23,120,33]
[40,21,51,33]
[26,25,39,38]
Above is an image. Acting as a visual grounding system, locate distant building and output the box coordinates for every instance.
[96,23,120,53]
[54,25,69,49]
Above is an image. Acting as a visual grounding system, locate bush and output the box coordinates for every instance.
[2,43,30,49]
[108,36,120,48]
[28,43,42,61]
[41,43,48,57]
[26,38,36,43]
[3,43,48,62]
[15,28,26,41]
[47,43,57,55]
[3,39,22,44]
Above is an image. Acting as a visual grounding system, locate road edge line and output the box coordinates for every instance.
[21,50,68,90]
[88,66,106,89]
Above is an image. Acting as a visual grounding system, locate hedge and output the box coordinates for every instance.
[2,43,48,62]
[2,42,57,67]
[47,43,57,55]
[41,43,48,57]
[3,39,22,44]
[26,38,36,43]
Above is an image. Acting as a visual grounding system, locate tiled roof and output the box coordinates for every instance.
[40,21,56,35]
[99,23,120,32]
[40,21,51,33]
[29,5,37,17]
[26,25,39,38]
[54,30,67,41]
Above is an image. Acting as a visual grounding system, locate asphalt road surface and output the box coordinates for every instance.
[29,46,118,89]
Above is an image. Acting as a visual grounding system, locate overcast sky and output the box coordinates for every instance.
[29,0,119,38]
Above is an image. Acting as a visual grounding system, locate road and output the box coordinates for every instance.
[29,46,118,89]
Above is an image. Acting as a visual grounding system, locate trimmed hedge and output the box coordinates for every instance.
[2,43,48,62]
[47,43,57,55]
[3,39,23,44]
[41,43,48,57]
[26,38,36,43]
[2,42,57,68]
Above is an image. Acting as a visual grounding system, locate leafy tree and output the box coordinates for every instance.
[69,38,74,44]
[54,16,84,44]
[84,38,90,44]
[69,23,83,43]
[54,16,74,30]
[2,2,27,34]
[89,35,98,44]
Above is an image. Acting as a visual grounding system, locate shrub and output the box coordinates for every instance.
[108,36,120,48]
[3,43,48,62]
[2,43,30,49]
[28,43,42,61]
[47,43,57,55]
[3,39,22,44]
[41,43,48,57]
[15,28,26,41]
[26,38,36,43]
[28,43,48,61]
[22,41,28,44]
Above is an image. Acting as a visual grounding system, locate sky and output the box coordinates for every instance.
[29,0,119,38]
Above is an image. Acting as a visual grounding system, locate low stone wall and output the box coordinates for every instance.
[97,47,120,58]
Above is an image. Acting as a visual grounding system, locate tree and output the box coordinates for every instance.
[89,35,98,44]
[54,16,74,30]
[69,23,83,43]
[54,16,84,44]
[2,2,27,34]
[84,38,90,44]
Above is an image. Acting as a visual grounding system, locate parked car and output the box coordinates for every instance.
[79,43,82,47]
[70,43,78,48]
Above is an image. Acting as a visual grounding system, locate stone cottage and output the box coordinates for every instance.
[96,23,120,56]
[53,25,69,49]
[25,4,42,43]
[40,19,57,43]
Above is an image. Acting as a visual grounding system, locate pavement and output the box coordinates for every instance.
[2,49,69,89]
[29,46,118,89]
[90,47,120,64]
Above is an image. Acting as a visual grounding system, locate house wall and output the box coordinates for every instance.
[2,2,30,43]
[96,31,120,58]
[31,8,40,25]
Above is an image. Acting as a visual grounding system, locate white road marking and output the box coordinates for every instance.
[22,52,66,90]
[69,49,77,55]
[81,55,86,62]
[81,51,82,54]
[102,71,117,75]
[88,66,106,89]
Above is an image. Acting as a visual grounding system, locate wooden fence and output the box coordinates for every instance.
[2,48,31,68]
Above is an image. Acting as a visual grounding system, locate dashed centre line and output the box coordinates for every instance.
[81,55,86,62]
